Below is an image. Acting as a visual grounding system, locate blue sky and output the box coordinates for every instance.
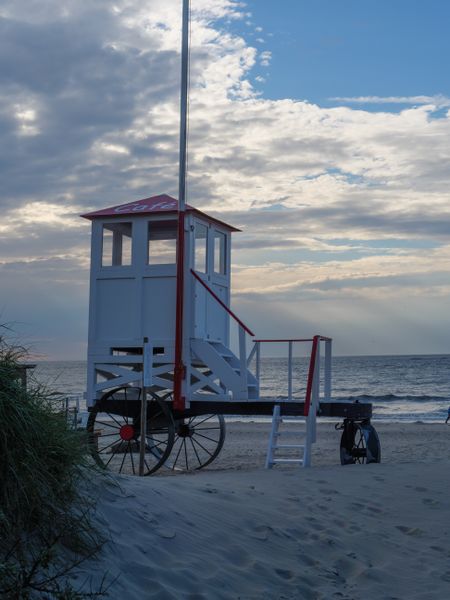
[233,0,450,108]
[0,0,449,358]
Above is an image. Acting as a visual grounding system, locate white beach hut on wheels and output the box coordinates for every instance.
[82,193,259,413]
[82,193,379,476]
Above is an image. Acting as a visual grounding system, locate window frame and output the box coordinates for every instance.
[101,221,133,268]
[147,219,178,266]
[193,220,208,275]
[213,229,227,276]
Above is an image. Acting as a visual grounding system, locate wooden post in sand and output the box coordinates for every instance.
[139,337,152,476]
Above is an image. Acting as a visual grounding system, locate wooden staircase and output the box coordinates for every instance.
[190,339,259,401]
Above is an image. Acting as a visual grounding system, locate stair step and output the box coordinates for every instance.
[275,444,305,449]
[210,342,234,356]
[266,403,314,470]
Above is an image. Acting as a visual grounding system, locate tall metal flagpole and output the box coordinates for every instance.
[173,0,190,411]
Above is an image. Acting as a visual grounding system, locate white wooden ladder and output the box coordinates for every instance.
[265,405,314,468]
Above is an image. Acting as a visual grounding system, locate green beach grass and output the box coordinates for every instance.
[0,333,109,599]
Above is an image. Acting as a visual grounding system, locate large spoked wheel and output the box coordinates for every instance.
[87,387,175,476]
[166,414,226,471]
[340,419,381,465]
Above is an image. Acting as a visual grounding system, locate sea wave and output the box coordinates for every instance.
[334,394,450,404]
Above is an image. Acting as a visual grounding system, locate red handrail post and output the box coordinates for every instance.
[304,335,320,416]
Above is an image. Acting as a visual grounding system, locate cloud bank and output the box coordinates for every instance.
[0,0,449,357]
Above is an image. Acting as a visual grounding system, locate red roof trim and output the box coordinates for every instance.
[81,194,240,232]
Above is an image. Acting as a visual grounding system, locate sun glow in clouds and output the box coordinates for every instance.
[15,106,40,136]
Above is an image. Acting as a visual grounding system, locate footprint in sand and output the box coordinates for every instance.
[333,556,366,579]
[423,498,440,507]
[298,553,318,568]
[274,568,295,580]
[248,525,270,541]
[154,527,176,539]
[200,487,218,494]
[366,505,383,514]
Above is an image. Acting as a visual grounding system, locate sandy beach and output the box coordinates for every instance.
[78,421,450,599]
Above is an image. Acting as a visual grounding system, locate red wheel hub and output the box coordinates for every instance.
[119,424,135,441]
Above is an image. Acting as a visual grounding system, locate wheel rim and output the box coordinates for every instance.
[87,387,175,476]
[166,414,226,471]
[340,420,381,465]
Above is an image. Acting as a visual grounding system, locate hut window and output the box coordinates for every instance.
[102,222,132,266]
[194,223,208,273]
[214,231,226,275]
[147,221,177,265]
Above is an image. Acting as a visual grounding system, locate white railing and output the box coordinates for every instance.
[248,335,332,409]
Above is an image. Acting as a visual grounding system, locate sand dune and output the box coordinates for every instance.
[76,422,450,599]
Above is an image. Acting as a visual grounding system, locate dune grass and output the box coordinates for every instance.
[0,334,109,599]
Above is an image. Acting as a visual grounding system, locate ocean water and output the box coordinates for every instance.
[32,354,450,423]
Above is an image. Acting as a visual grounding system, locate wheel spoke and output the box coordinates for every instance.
[192,415,215,427]
[190,437,202,467]
[194,431,220,444]
[104,414,123,428]
[104,445,120,468]
[129,443,136,475]
[119,442,129,473]
[172,438,184,470]
[183,439,189,470]
[97,438,121,455]
[191,436,214,458]
[145,436,169,449]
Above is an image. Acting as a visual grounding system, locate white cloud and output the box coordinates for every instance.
[330,94,450,107]
[259,50,272,66]
[0,0,449,356]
